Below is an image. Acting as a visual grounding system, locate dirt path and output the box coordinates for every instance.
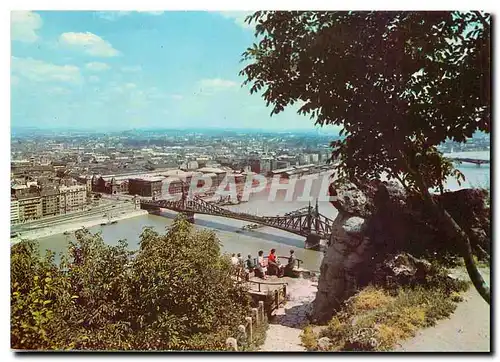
[259,278,317,351]
[394,267,490,352]
[258,268,490,352]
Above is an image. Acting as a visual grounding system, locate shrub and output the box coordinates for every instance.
[11,215,252,351]
[311,280,469,351]
[300,325,318,351]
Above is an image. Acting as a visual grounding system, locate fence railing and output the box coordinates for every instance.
[225,300,267,351]
[247,279,288,293]
[277,255,303,269]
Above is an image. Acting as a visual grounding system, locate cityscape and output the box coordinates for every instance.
[10,10,490,353]
[10,127,489,230]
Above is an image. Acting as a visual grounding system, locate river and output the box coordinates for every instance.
[36,151,490,271]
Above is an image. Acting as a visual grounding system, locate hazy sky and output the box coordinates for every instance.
[11,11,336,131]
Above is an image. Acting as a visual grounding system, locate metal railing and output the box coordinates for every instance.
[247,279,288,293]
[277,255,303,269]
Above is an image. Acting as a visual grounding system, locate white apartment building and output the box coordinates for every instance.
[10,199,20,225]
[299,154,311,165]
[59,185,87,214]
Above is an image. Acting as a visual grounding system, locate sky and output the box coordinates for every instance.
[10,11,331,132]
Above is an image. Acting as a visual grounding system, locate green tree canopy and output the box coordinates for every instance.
[240,11,490,303]
[241,11,489,191]
[11,216,251,350]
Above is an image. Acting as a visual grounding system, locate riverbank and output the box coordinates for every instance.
[11,209,149,245]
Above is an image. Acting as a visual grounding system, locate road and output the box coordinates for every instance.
[11,199,132,233]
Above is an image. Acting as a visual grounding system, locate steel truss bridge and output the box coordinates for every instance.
[140,196,335,248]
[450,158,490,166]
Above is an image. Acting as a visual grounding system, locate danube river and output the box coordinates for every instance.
[37,151,490,271]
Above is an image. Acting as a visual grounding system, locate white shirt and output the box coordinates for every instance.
[258,256,267,269]
[231,256,239,265]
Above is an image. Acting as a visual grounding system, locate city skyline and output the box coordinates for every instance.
[11,11,339,131]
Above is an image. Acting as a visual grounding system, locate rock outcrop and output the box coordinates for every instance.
[310,180,490,324]
[311,181,386,323]
[372,253,432,288]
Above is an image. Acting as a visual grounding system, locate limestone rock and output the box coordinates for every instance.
[344,328,379,351]
[317,337,332,351]
[342,216,366,236]
[226,337,238,351]
[373,253,432,287]
[313,179,490,325]
[330,182,372,217]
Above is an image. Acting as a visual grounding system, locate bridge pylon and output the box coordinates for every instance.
[305,233,321,250]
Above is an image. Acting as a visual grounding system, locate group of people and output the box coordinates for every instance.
[230,248,297,280]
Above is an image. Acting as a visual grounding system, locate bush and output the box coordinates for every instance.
[308,280,470,351]
[11,215,252,350]
[300,325,318,351]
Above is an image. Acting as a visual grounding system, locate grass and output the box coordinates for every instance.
[245,318,269,351]
[237,313,269,352]
[301,280,470,351]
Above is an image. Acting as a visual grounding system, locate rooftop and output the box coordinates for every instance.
[198,167,227,174]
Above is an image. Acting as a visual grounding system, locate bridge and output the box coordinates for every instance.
[140,195,335,249]
[450,158,490,166]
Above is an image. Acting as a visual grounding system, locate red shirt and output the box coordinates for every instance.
[268,253,277,263]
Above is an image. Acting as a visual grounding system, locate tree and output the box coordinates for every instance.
[240,11,490,303]
[11,216,251,350]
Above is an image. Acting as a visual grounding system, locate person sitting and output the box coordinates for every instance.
[267,248,284,277]
[237,253,244,266]
[230,253,239,266]
[255,250,268,279]
[245,254,255,272]
[244,254,255,281]
[284,249,297,277]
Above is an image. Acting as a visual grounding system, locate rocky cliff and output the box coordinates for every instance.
[310,181,490,323]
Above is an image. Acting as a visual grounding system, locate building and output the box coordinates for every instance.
[198,167,227,188]
[181,160,199,170]
[273,159,291,170]
[167,177,185,195]
[11,198,20,225]
[92,175,129,194]
[248,158,261,174]
[299,154,311,165]
[320,153,330,163]
[59,185,87,214]
[260,157,273,175]
[310,154,319,164]
[128,177,164,198]
[17,194,43,222]
[41,189,60,217]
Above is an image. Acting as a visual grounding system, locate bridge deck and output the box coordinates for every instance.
[141,196,335,240]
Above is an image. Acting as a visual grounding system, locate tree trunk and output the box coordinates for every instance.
[402,156,490,305]
[438,207,490,304]
[419,184,490,304]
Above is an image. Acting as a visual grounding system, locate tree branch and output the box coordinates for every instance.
[473,11,490,32]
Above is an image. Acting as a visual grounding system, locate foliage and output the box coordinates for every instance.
[240,10,490,303]
[302,281,469,351]
[241,11,490,192]
[239,316,269,352]
[300,325,319,351]
[11,216,252,351]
